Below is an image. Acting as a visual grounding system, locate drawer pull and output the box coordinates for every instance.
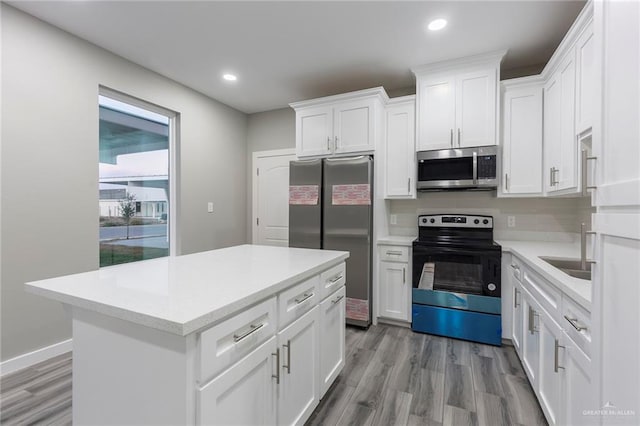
[510,264,520,270]
[233,323,264,343]
[272,348,280,384]
[514,288,520,308]
[386,251,403,256]
[329,274,343,284]
[554,339,565,373]
[331,295,345,304]
[283,340,291,374]
[564,315,587,332]
[294,292,314,304]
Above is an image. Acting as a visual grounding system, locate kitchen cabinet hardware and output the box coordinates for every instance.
[505,173,509,191]
[331,295,344,304]
[326,137,330,151]
[458,128,461,147]
[564,315,587,332]
[282,340,291,374]
[514,288,520,308]
[386,250,403,256]
[528,306,539,333]
[407,178,411,193]
[511,263,520,270]
[581,149,598,196]
[335,136,339,149]
[329,274,343,283]
[554,339,565,373]
[272,348,280,384]
[450,129,453,147]
[294,293,314,304]
[580,223,597,270]
[402,267,406,284]
[233,323,264,343]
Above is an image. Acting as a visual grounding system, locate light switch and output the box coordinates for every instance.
[207,202,214,213]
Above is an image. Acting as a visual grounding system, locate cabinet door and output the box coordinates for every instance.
[296,106,333,157]
[564,335,597,426]
[319,286,346,398]
[278,306,319,426]
[417,75,456,150]
[198,337,277,426]
[456,68,497,147]
[502,85,543,195]
[384,100,416,198]
[556,55,577,191]
[575,20,595,135]
[538,311,564,426]
[511,280,523,354]
[521,291,540,388]
[379,260,410,322]
[544,71,561,193]
[333,99,375,154]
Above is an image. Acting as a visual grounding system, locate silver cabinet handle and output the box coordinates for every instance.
[514,288,520,308]
[458,128,461,147]
[550,167,559,186]
[580,223,597,270]
[564,315,588,332]
[327,136,331,151]
[329,274,343,283]
[272,348,280,384]
[331,295,344,304]
[403,267,406,284]
[553,167,559,185]
[505,173,509,191]
[386,251,402,256]
[294,292,314,304]
[549,167,554,187]
[510,264,520,270]
[581,149,598,196]
[335,135,339,150]
[528,307,539,334]
[282,340,291,374]
[554,339,565,373]
[407,178,411,193]
[450,129,453,148]
[472,151,478,184]
[233,323,264,342]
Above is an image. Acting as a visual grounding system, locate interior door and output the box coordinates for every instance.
[254,151,296,246]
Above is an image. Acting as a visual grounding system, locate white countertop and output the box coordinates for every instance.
[497,240,591,311]
[25,245,349,336]
[377,236,416,246]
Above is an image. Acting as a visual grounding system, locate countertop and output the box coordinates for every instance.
[25,244,349,336]
[377,236,416,246]
[497,240,591,311]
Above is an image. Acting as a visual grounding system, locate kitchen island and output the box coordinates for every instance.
[26,244,349,425]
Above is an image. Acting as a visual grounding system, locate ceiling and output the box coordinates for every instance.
[8,1,586,114]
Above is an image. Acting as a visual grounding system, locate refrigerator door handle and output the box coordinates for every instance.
[324,156,367,163]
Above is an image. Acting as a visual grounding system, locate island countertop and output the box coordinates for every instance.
[25,244,349,336]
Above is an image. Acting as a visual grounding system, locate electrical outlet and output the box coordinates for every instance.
[390,214,398,225]
[507,215,516,228]
[207,202,214,213]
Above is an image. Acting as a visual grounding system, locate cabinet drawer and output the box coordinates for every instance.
[319,263,346,301]
[199,297,277,384]
[379,245,409,262]
[278,275,320,328]
[561,295,592,357]
[522,265,562,322]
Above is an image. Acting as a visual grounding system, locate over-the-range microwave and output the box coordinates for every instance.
[416,146,499,191]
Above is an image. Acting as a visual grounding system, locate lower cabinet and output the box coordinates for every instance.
[538,311,564,425]
[511,279,523,353]
[277,306,320,426]
[319,286,346,397]
[379,260,410,321]
[198,337,278,425]
[521,288,540,387]
[563,332,597,426]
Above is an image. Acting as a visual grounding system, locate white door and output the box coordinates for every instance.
[502,85,543,195]
[456,68,497,147]
[253,150,296,246]
[557,55,577,191]
[379,260,409,321]
[538,312,563,426]
[319,286,346,398]
[296,106,333,157]
[277,306,319,426]
[384,100,416,198]
[511,281,523,354]
[417,75,456,150]
[333,99,375,154]
[564,336,596,426]
[198,337,277,425]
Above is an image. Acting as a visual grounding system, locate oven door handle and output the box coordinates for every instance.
[413,245,498,257]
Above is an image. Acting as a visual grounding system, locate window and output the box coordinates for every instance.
[98,91,174,267]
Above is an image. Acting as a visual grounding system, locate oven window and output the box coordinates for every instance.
[415,254,484,295]
[419,157,473,181]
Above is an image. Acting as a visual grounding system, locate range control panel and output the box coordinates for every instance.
[418,214,493,229]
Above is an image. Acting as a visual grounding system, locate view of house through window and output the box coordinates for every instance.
[99,94,171,267]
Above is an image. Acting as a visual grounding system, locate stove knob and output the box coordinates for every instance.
[483,219,489,225]
[430,218,435,223]
[474,219,480,224]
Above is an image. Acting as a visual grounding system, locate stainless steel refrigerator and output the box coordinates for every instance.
[289,156,373,327]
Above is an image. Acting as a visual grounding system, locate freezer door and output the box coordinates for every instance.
[289,159,322,249]
[323,156,373,326]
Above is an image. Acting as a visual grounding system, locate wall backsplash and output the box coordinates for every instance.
[387,191,594,242]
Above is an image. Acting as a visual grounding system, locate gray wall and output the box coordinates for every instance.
[1,5,248,361]
[245,108,295,240]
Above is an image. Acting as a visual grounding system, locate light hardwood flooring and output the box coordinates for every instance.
[0,324,545,426]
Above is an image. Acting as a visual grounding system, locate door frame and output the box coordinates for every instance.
[251,148,296,244]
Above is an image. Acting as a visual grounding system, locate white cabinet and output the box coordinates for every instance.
[198,337,278,426]
[377,244,411,323]
[510,264,524,354]
[521,288,540,387]
[538,312,564,426]
[291,88,387,158]
[413,51,504,151]
[500,80,543,196]
[563,334,596,426]
[383,96,416,199]
[277,306,320,426]
[575,20,595,135]
[319,286,346,398]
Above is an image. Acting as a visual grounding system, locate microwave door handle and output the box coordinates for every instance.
[472,152,478,185]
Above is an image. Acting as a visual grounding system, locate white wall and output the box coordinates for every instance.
[1,5,248,362]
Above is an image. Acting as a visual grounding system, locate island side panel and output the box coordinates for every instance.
[72,307,196,425]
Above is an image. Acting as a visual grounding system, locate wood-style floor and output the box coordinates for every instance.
[0,324,545,426]
[306,324,547,426]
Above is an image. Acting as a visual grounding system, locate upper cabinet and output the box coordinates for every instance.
[575,20,595,136]
[384,96,416,199]
[290,87,388,158]
[413,51,505,151]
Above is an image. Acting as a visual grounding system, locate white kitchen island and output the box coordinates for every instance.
[26,244,349,426]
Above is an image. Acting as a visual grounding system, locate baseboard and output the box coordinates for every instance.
[0,339,73,376]
[377,317,412,328]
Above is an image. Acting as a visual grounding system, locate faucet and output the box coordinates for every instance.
[580,223,596,271]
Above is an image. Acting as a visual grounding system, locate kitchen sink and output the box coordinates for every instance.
[539,256,592,280]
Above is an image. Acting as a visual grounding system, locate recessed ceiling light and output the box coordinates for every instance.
[428,18,447,31]
[223,73,237,82]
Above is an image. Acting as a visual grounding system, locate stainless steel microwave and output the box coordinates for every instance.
[417,146,499,191]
